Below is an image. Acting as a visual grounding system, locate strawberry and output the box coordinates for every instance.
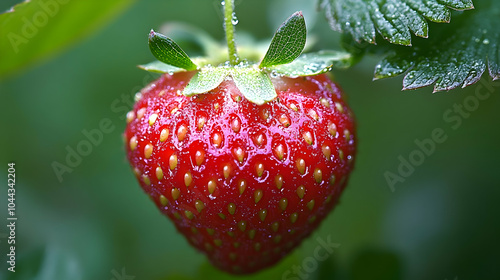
[125,1,356,274]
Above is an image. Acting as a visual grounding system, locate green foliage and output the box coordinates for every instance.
[0,0,135,79]
[371,0,499,91]
[319,0,473,46]
[183,66,229,96]
[266,50,353,77]
[138,61,184,74]
[183,65,276,105]
[143,11,353,105]
[259,11,306,68]
[149,30,198,71]
[322,0,500,91]
[231,66,276,104]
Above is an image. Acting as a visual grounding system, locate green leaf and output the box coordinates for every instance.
[138,61,184,74]
[266,50,353,77]
[183,67,229,96]
[319,0,474,46]
[148,30,198,71]
[259,11,306,68]
[0,0,135,79]
[372,0,499,91]
[231,67,277,105]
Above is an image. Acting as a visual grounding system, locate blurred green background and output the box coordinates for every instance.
[1,0,500,279]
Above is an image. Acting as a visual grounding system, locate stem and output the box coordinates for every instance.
[224,0,239,65]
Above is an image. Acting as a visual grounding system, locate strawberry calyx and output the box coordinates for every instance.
[139,0,354,105]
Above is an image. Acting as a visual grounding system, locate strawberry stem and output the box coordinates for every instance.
[223,0,240,65]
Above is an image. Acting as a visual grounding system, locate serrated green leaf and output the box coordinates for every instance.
[259,11,306,68]
[183,67,229,96]
[231,67,276,105]
[267,50,353,77]
[148,30,198,71]
[138,61,184,74]
[319,0,474,46]
[372,0,499,91]
[0,0,135,79]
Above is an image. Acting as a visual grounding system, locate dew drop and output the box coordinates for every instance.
[231,12,239,25]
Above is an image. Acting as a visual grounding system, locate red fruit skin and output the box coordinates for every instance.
[125,72,356,274]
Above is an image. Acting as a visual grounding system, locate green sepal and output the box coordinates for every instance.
[266,50,353,77]
[231,67,276,105]
[148,30,198,71]
[182,65,277,105]
[259,11,306,68]
[183,67,230,96]
[138,61,184,74]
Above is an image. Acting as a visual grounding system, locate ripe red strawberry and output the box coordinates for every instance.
[124,71,356,274]
[126,1,357,274]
